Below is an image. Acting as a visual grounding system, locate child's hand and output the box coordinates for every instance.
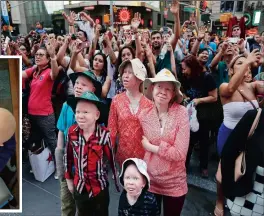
[66,179,74,194]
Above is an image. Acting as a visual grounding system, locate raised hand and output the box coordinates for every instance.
[247,49,261,66]
[221,42,229,53]
[237,38,245,51]
[170,0,179,15]
[72,40,84,54]
[62,11,76,26]
[131,12,141,31]
[45,40,56,58]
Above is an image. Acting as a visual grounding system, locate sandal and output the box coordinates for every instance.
[214,206,224,216]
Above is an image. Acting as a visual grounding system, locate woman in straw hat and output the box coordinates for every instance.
[138,69,188,216]
[108,58,152,166]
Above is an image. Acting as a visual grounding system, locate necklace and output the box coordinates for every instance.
[126,91,142,114]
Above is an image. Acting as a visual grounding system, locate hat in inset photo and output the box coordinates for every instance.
[119,158,150,190]
[118,58,147,82]
[69,71,102,98]
[143,68,181,101]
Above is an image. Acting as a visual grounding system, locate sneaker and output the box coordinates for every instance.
[30,169,33,173]
[54,172,59,180]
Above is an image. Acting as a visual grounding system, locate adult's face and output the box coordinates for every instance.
[35,48,49,66]
[151,33,162,50]
[197,50,209,64]
[77,31,86,42]
[232,27,241,38]
[121,48,133,62]
[152,82,175,106]
[254,34,261,44]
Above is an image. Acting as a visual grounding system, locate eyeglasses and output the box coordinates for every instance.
[35,53,45,57]
[233,28,240,32]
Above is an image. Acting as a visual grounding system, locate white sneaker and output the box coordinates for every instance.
[54,172,59,180]
[30,169,33,173]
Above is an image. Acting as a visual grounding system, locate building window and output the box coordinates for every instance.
[158,13,161,25]
[221,1,244,13]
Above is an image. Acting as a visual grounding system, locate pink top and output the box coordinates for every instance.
[108,92,152,166]
[138,102,190,197]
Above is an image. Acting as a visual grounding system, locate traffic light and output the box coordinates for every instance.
[103,14,110,23]
[113,6,118,13]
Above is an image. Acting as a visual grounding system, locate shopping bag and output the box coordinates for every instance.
[187,101,199,132]
[0,177,13,208]
[28,140,55,182]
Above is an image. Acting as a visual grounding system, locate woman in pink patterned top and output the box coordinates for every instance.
[138,69,189,216]
[108,58,152,166]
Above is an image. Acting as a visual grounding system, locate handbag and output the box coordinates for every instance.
[216,89,261,183]
[28,140,55,182]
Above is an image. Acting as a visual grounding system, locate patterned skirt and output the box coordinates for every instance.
[226,166,264,216]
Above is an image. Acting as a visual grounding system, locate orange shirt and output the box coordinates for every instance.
[108,92,152,166]
[138,103,190,197]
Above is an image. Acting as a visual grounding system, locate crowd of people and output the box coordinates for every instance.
[2,0,263,215]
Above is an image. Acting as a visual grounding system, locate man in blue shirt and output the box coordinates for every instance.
[199,31,217,66]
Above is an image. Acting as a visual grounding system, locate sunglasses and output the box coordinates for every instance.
[35,53,45,57]
[233,28,240,32]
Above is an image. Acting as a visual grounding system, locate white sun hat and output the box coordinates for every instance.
[119,158,150,190]
[118,58,147,81]
[143,68,181,100]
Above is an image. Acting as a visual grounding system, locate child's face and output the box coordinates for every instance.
[74,76,95,97]
[123,164,146,197]
[75,101,100,129]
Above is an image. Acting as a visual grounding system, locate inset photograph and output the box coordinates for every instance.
[0,57,21,212]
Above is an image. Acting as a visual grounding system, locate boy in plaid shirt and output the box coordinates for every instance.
[64,91,119,216]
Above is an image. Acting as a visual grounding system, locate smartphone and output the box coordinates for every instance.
[252,44,261,52]
[81,41,90,49]
[163,26,168,33]
[228,37,239,44]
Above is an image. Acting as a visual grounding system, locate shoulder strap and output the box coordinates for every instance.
[248,108,262,138]
[237,88,257,110]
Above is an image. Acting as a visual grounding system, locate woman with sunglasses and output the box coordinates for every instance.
[214,49,263,216]
[22,42,60,170]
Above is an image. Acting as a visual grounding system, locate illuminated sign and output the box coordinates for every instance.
[84,6,95,10]
[118,9,131,22]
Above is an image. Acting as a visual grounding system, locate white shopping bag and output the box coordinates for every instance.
[187,101,199,132]
[0,177,13,208]
[28,141,55,182]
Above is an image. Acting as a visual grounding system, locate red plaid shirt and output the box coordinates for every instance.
[64,123,119,196]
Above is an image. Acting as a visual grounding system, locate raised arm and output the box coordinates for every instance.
[145,44,156,78]
[57,35,71,68]
[46,39,60,80]
[70,41,88,72]
[191,32,204,56]
[210,42,228,70]
[220,49,261,97]
[103,34,117,65]
[62,11,76,35]
[170,0,180,51]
